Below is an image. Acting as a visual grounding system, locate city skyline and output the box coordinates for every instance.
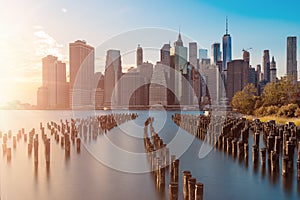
[1,0,300,105]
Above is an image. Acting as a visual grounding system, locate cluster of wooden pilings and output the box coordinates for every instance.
[1,113,138,166]
[172,113,300,183]
[259,121,300,178]
[97,113,138,132]
[143,117,204,200]
[1,129,25,162]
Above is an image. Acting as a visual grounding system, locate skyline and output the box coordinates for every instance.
[1,0,300,105]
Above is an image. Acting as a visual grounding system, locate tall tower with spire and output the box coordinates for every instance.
[270,56,277,83]
[170,30,187,103]
[222,17,232,71]
[136,44,143,66]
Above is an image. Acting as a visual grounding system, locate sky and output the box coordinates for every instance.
[0,0,300,105]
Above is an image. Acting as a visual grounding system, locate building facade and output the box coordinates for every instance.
[270,56,277,83]
[226,60,249,101]
[222,18,232,71]
[69,40,95,108]
[262,50,270,83]
[287,36,298,84]
[104,50,122,107]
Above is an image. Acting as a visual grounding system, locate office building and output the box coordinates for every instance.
[171,32,188,103]
[136,44,143,66]
[262,50,270,82]
[104,50,122,107]
[222,18,232,71]
[189,42,198,69]
[287,36,298,84]
[270,56,277,83]
[211,43,221,65]
[69,40,94,107]
[226,60,249,101]
[199,49,208,63]
[37,55,67,109]
[149,63,168,106]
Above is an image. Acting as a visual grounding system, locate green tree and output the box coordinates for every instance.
[231,84,257,115]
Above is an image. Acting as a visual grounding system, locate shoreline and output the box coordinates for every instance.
[244,115,300,126]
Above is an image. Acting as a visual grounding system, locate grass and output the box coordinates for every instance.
[245,115,300,126]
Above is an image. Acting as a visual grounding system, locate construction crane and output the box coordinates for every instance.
[242,47,252,52]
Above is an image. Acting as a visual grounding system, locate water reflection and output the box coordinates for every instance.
[261,163,266,178]
[253,160,259,174]
[283,174,294,193]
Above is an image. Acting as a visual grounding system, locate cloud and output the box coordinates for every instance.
[61,8,67,13]
[33,29,64,60]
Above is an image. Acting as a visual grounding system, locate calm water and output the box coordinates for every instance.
[0,110,299,200]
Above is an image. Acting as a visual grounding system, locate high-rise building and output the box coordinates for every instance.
[189,42,198,69]
[211,43,221,65]
[199,49,208,62]
[104,50,122,107]
[226,60,249,101]
[202,65,220,104]
[286,36,298,84]
[256,64,263,82]
[138,61,153,82]
[37,55,67,109]
[149,63,168,106]
[270,56,277,83]
[69,40,94,107]
[136,44,143,66]
[161,43,171,67]
[94,73,105,109]
[248,66,257,88]
[119,71,147,107]
[262,50,270,82]
[222,17,232,71]
[171,32,188,103]
[243,50,250,64]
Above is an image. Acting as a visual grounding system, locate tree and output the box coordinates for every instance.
[231,84,257,115]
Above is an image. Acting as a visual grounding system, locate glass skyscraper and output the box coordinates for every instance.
[222,18,232,71]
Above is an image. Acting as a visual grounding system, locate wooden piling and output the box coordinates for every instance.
[195,182,204,200]
[169,182,178,200]
[188,178,196,200]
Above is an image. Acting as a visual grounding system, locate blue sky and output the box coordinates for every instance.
[0,0,299,104]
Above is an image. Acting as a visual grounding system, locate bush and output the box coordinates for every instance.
[266,105,279,115]
[277,104,299,118]
[295,108,300,117]
[255,107,267,117]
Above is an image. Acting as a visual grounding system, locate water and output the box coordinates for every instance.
[0,110,299,200]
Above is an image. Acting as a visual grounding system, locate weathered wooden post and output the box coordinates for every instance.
[183,171,192,200]
[169,182,178,200]
[195,182,204,200]
[188,178,196,200]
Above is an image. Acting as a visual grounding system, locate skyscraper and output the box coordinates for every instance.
[189,42,198,69]
[199,49,208,62]
[171,32,188,103]
[211,43,221,65]
[262,50,270,82]
[222,17,232,71]
[136,44,143,66]
[104,50,122,107]
[69,40,95,107]
[248,66,257,87]
[270,56,277,83]
[37,55,67,109]
[161,43,171,67]
[149,63,168,106]
[243,50,250,64]
[287,36,298,84]
[226,60,249,101]
[256,64,263,82]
